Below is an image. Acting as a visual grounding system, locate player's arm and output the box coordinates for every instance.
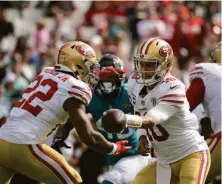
[127,79,184,129]
[53,112,93,142]
[51,120,73,153]
[64,97,131,154]
[126,104,179,129]
[54,119,73,140]
[186,78,205,111]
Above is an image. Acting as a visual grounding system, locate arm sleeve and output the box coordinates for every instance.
[146,104,179,125]
[186,78,205,111]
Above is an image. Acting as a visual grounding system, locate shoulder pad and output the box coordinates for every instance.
[157,76,186,106]
[189,63,205,82]
[66,77,92,105]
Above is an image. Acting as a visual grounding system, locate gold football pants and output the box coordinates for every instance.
[132,150,211,184]
[206,132,221,181]
[0,139,82,184]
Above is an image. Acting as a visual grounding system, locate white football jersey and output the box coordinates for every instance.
[190,63,222,134]
[0,67,92,144]
[128,73,208,164]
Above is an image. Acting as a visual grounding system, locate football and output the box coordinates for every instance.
[102,109,127,133]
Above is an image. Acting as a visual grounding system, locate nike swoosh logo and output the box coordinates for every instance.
[170,85,177,89]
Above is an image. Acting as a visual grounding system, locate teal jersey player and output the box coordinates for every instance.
[88,54,150,184]
[88,83,137,165]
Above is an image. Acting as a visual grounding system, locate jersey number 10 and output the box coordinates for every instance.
[14,75,58,117]
[136,112,169,142]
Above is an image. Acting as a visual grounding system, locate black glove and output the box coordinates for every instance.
[51,138,72,154]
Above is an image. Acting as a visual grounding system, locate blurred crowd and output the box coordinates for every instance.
[0,1,221,184]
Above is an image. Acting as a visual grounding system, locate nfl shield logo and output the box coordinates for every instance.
[141,100,145,105]
[151,98,157,106]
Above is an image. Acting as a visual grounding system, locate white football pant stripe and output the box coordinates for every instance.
[31,145,73,184]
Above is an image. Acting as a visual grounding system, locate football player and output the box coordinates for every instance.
[0,41,131,184]
[88,54,150,184]
[121,38,210,184]
[186,42,221,182]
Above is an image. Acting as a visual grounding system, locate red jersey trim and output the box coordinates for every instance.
[158,94,185,100]
[190,72,204,76]
[191,66,203,72]
[68,91,88,105]
[159,99,184,104]
[71,85,91,99]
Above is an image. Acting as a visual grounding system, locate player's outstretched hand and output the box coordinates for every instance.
[112,140,132,155]
[138,135,150,156]
[51,138,71,154]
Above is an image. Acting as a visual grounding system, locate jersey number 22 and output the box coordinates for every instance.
[15,75,58,117]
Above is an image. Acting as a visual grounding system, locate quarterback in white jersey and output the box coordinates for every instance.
[121,38,210,184]
[128,73,207,165]
[187,42,221,182]
[0,41,130,184]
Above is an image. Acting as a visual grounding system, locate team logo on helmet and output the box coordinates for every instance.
[159,45,172,57]
[76,44,95,58]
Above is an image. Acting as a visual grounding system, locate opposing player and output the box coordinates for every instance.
[88,54,150,184]
[0,41,131,184]
[123,38,210,184]
[186,42,221,182]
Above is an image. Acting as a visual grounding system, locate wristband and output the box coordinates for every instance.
[126,114,142,128]
[108,143,117,155]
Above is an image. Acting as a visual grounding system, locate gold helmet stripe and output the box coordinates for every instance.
[138,38,157,55]
[141,39,151,54]
[144,38,158,55]
[138,40,147,53]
